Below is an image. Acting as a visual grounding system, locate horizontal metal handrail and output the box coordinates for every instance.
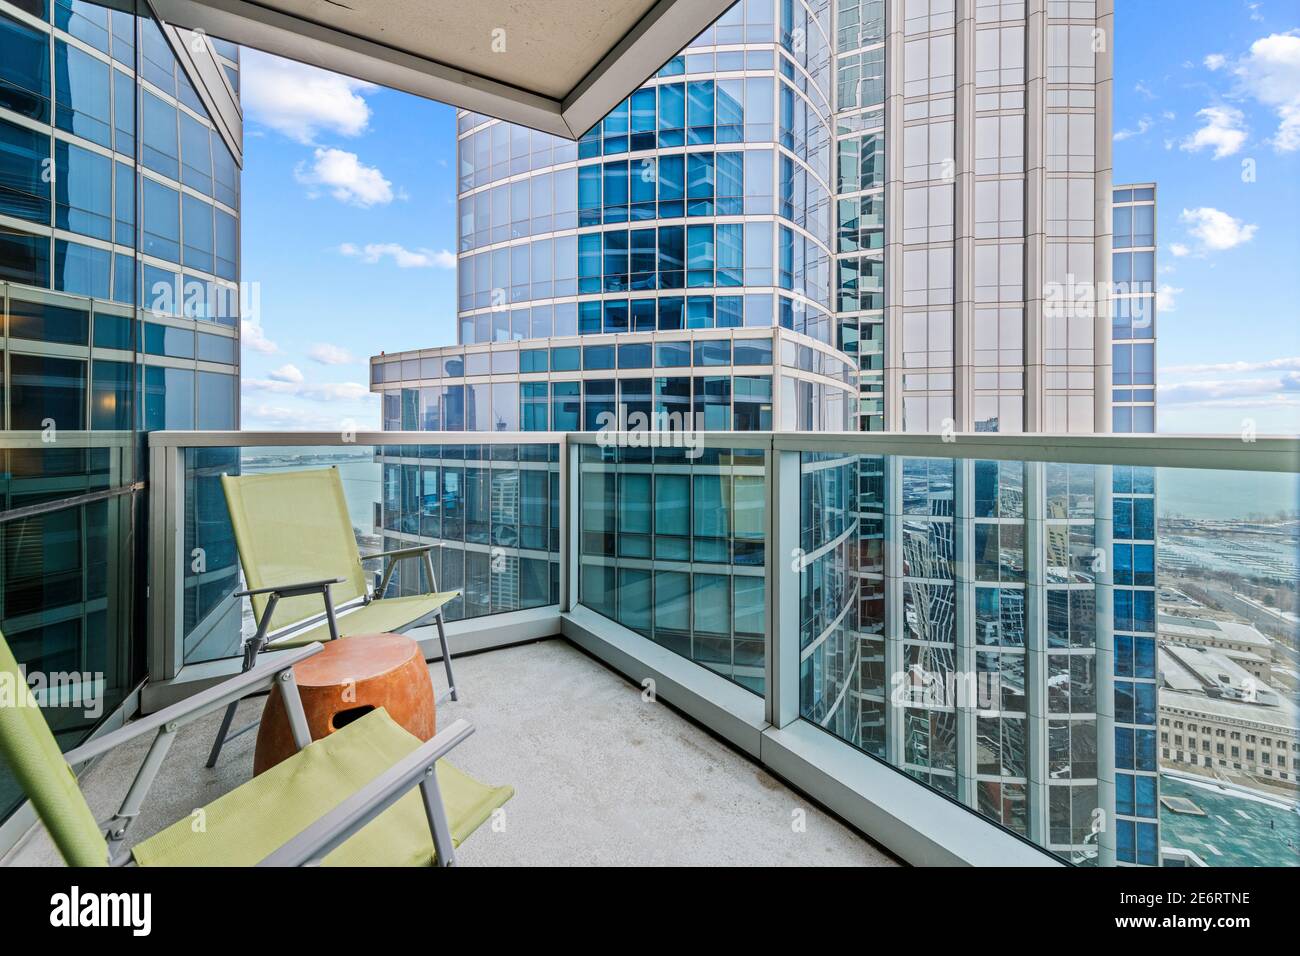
[147,429,1300,473]
[147,430,568,447]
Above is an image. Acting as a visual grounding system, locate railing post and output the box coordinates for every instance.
[562,436,579,613]
[767,445,801,728]
[148,440,186,682]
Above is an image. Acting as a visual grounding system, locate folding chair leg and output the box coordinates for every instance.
[435,613,458,702]
[206,625,268,768]
[205,700,238,768]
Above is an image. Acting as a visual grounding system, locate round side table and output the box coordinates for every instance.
[253,633,435,775]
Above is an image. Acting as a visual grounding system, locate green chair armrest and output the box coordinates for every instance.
[235,577,344,599]
[359,544,443,562]
[64,643,325,767]
[257,719,474,867]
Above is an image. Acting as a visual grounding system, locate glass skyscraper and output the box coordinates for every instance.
[1110,182,1159,864]
[370,0,1158,865]
[0,0,241,819]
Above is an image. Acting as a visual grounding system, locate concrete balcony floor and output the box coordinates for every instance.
[5,639,896,867]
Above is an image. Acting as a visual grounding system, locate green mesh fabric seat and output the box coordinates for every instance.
[270,594,459,648]
[221,467,456,642]
[0,628,512,868]
[209,466,462,767]
[133,709,512,867]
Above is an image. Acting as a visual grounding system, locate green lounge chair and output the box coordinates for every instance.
[0,629,512,866]
[207,466,460,767]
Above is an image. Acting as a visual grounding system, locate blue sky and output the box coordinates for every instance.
[236,0,1300,434]
[1112,0,1300,434]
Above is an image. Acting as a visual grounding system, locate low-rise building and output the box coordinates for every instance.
[1158,644,1299,790]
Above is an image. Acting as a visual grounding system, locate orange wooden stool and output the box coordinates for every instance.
[253,633,435,775]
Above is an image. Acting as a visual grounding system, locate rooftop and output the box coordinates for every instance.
[1158,615,1273,649]
[3,640,896,868]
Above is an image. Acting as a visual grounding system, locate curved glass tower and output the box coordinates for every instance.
[372,0,857,436]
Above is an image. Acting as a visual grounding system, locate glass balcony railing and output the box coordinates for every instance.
[134,431,1300,866]
[167,437,562,668]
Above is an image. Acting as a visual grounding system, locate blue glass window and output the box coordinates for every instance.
[182,194,214,273]
[91,359,132,429]
[552,381,580,430]
[0,117,51,222]
[578,300,601,335]
[687,80,715,145]
[141,90,179,179]
[603,161,628,223]
[54,239,110,298]
[583,344,615,370]
[687,152,714,216]
[656,157,684,225]
[180,112,214,195]
[602,299,628,334]
[631,297,656,331]
[215,209,237,281]
[603,229,628,292]
[658,296,684,331]
[602,98,628,155]
[630,88,656,151]
[1,11,51,122]
[658,82,684,146]
[55,40,111,147]
[687,224,714,287]
[10,353,86,428]
[142,177,180,262]
[578,232,601,293]
[551,346,580,372]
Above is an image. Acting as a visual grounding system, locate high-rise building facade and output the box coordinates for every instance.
[0,0,241,819]
[371,0,1128,864]
[1109,182,1159,864]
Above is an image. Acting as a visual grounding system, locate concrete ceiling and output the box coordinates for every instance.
[149,0,734,138]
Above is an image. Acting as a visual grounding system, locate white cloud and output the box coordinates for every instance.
[1134,81,1156,100]
[295,148,395,207]
[241,319,278,354]
[240,48,375,144]
[242,402,377,431]
[1179,206,1258,251]
[1113,117,1153,141]
[1180,105,1248,158]
[1156,283,1183,313]
[1233,32,1300,151]
[308,343,357,365]
[243,377,376,403]
[338,242,455,269]
[1158,375,1300,406]
[268,363,304,384]
[1162,356,1300,374]
[1204,53,1227,71]
[1169,242,1190,257]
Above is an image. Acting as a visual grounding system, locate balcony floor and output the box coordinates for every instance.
[6,639,895,867]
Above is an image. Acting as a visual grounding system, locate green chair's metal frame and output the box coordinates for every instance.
[0,631,505,867]
[207,466,460,767]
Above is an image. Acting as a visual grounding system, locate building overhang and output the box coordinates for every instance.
[149,0,734,139]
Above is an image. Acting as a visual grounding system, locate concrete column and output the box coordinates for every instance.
[884,454,906,765]
[1023,459,1049,845]
[884,0,906,429]
[953,457,978,807]
[1094,464,1117,865]
[1023,0,1047,433]
[953,0,976,431]
[1093,0,1115,433]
